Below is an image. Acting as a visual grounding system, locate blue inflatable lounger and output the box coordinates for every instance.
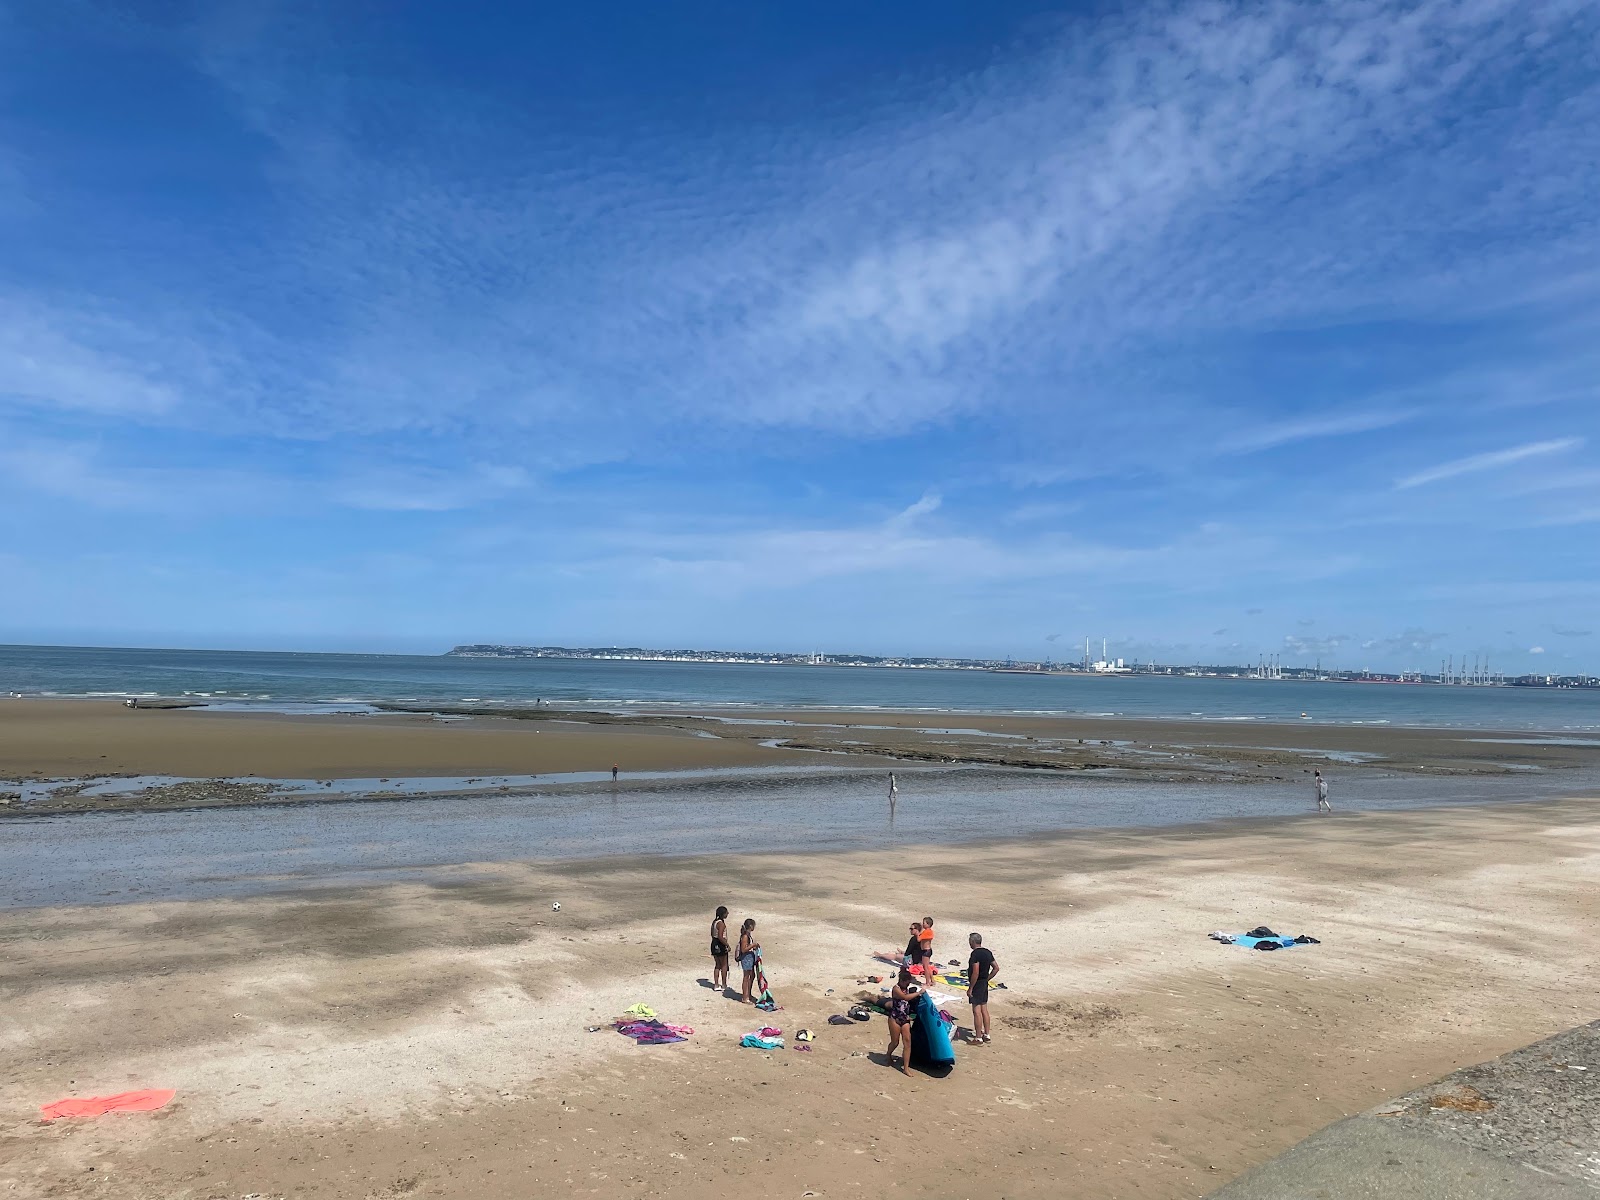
[908,991,956,1070]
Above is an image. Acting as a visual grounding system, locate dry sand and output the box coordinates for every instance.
[3,797,1598,1199]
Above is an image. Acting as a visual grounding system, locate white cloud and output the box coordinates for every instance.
[1,0,1584,452]
[603,507,1358,596]
[1005,501,1082,524]
[1396,437,1584,489]
[0,431,530,515]
[1284,633,1350,657]
[1360,628,1448,655]
[888,491,942,526]
[1529,645,1545,654]
[1529,508,1600,528]
[0,305,182,418]
[1220,409,1419,454]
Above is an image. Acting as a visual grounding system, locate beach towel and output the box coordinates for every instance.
[622,1003,657,1019]
[1221,933,1317,950]
[752,950,779,1011]
[40,1089,175,1121]
[739,1034,784,1050]
[614,1019,692,1045]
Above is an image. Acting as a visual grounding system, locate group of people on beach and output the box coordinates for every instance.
[881,917,1000,1072]
[708,906,766,1003]
[708,906,1000,1075]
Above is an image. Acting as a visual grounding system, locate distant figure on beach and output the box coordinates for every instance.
[888,772,898,811]
[918,916,935,979]
[966,932,998,1044]
[903,921,923,971]
[884,968,918,1077]
[1314,770,1331,813]
[611,763,619,781]
[737,918,760,1003]
[709,906,730,994]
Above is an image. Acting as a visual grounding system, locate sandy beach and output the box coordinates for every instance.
[3,796,1598,1199]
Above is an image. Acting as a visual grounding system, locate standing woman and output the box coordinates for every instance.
[737,918,760,1004]
[884,968,917,1077]
[709,906,731,994]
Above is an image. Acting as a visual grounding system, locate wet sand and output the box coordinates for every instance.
[0,698,835,792]
[3,798,1597,1199]
[6,696,1599,816]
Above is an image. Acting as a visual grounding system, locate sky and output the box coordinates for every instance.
[0,0,1597,671]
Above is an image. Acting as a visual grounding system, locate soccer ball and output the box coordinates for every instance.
[551,902,561,912]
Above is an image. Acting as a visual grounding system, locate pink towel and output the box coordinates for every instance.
[41,1089,175,1120]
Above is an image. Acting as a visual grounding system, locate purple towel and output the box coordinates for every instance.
[616,1019,687,1045]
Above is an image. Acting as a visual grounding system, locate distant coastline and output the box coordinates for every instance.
[446,643,1599,688]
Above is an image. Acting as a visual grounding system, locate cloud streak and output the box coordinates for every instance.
[1396,438,1584,489]
[1220,409,1419,454]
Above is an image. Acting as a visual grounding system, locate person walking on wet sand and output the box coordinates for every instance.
[611,763,619,781]
[966,932,998,1044]
[737,918,760,1003]
[1314,770,1331,813]
[709,906,731,994]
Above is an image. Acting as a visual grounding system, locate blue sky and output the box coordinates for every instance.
[1,0,1597,670]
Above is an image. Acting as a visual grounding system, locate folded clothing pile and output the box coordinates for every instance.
[740,1032,784,1050]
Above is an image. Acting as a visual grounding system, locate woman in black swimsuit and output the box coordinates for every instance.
[709,906,730,994]
[884,968,917,1077]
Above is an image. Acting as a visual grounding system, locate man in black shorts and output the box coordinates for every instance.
[966,932,998,1044]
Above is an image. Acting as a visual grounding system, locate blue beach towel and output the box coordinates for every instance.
[1234,934,1301,950]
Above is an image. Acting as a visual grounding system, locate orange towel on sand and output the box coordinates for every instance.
[41,1089,175,1120]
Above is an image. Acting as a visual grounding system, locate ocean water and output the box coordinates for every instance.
[7,765,1594,909]
[3,642,1599,731]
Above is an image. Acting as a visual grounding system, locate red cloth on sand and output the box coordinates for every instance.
[41,1089,175,1120]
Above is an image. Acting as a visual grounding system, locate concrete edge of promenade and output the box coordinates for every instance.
[1205,1019,1599,1199]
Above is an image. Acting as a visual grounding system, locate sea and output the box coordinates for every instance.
[3,642,1599,730]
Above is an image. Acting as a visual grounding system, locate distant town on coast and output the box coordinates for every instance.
[446,644,1598,689]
